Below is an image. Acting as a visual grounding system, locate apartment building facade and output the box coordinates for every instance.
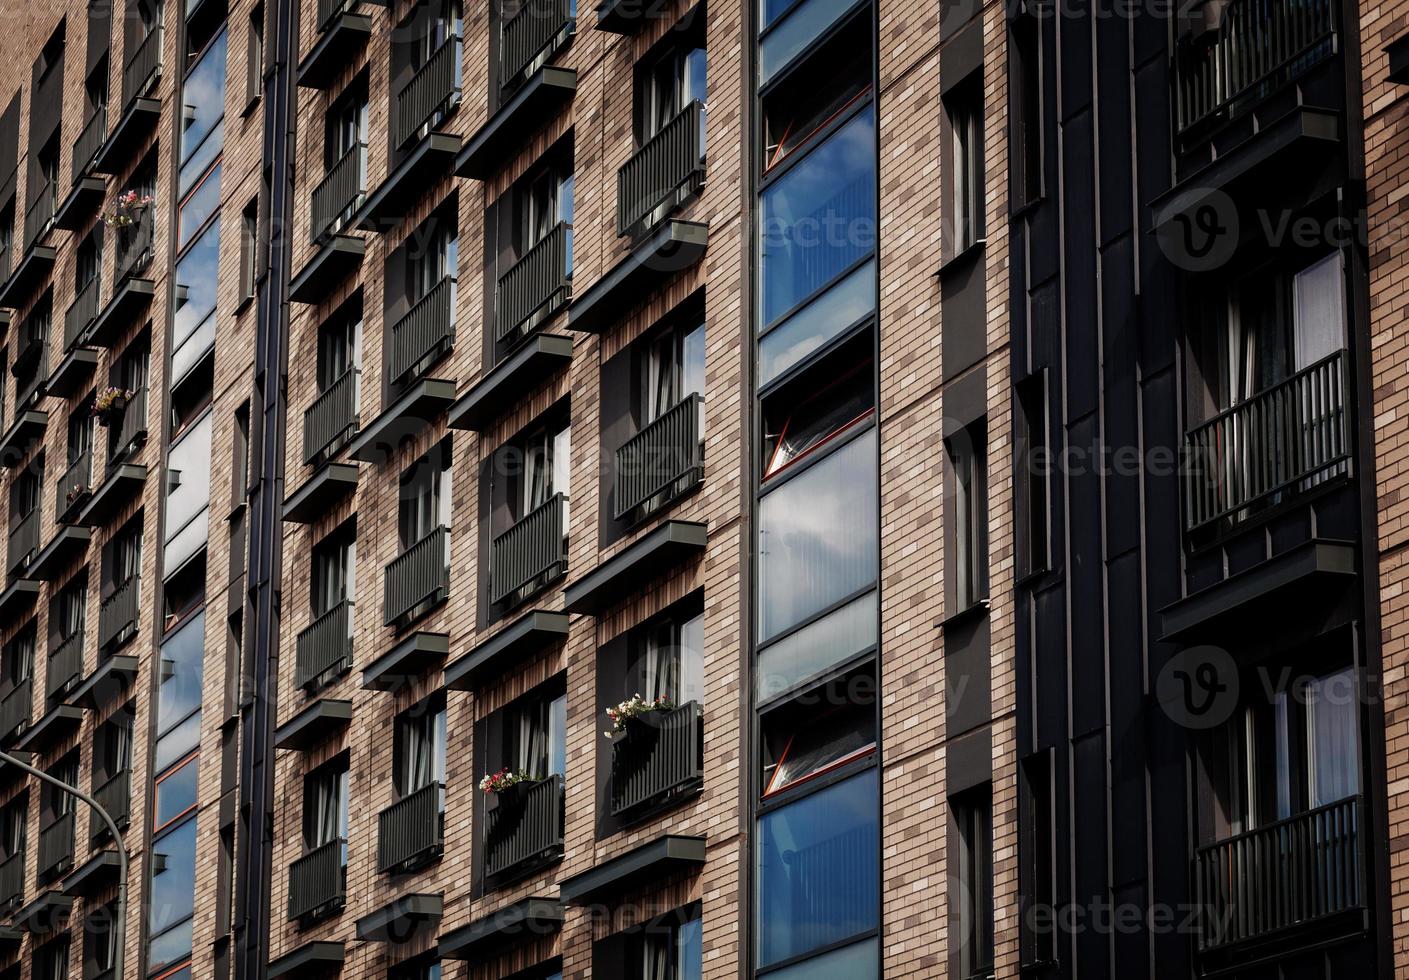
[0,0,1403,977]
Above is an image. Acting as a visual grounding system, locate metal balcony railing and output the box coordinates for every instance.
[90,769,130,842]
[1195,796,1363,951]
[610,700,703,818]
[383,526,450,625]
[122,27,162,106]
[72,107,107,183]
[65,274,101,351]
[288,837,347,921]
[499,0,572,91]
[46,631,84,703]
[377,781,443,873]
[303,368,359,464]
[618,100,706,239]
[7,508,38,574]
[0,852,22,911]
[0,678,31,743]
[98,576,139,652]
[317,0,355,31]
[395,37,460,149]
[310,143,365,242]
[115,207,154,284]
[484,774,564,880]
[23,182,53,248]
[1184,350,1348,531]
[614,392,704,521]
[37,812,74,881]
[495,221,570,346]
[55,449,93,522]
[388,276,454,386]
[489,493,567,606]
[107,387,148,464]
[1175,0,1335,134]
[294,600,354,691]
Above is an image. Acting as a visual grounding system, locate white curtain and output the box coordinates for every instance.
[1292,252,1345,370]
[1307,668,1360,807]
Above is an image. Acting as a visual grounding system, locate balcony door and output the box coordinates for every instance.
[303,758,349,852]
[643,320,705,427]
[395,702,446,797]
[508,689,566,781]
[415,0,461,69]
[325,87,368,185]
[398,448,451,552]
[636,37,706,145]
[316,314,361,397]
[520,161,574,261]
[633,611,704,708]
[407,220,458,312]
[311,531,355,619]
[517,418,571,525]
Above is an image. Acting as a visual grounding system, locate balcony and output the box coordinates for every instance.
[1184,350,1348,532]
[54,450,92,525]
[122,26,161,105]
[106,386,148,464]
[114,209,154,286]
[295,600,354,690]
[388,276,454,386]
[299,2,373,89]
[288,838,347,922]
[500,0,573,92]
[484,774,564,881]
[97,576,139,652]
[618,100,706,240]
[376,780,443,873]
[90,769,130,842]
[0,852,21,912]
[395,38,460,150]
[303,369,360,464]
[383,526,450,626]
[496,222,571,347]
[7,508,38,574]
[490,493,568,607]
[1195,796,1364,953]
[46,632,83,704]
[609,701,703,819]
[64,275,100,351]
[87,275,155,349]
[310,143,365,242]
[36,812,74,882]
[71,108,107,184]
[614,392,703,521]
[1175,0,1335,137]
[0,679,31,743]
[0,242,57,311]
[23,183,54,249]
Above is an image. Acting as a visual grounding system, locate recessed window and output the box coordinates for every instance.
[945,77,983,254]
[33,935,69,980]
[399,441,452,550]
[761,8,869,171]
[1009,5,1042,207]
[245,4,264,105]
[630,610,704,708]
[761,332,873,479]
[954,788,995,979]
[162,550,206,629]
[1016,373,1048,576]
[761,661,876,798]
[946,420,987,611]
[393,696,447,797]
[634,24,706,144]
[240,197,258,302]
[303,753,349,850]
[1019,751,1056,968]
[505,686,567,781]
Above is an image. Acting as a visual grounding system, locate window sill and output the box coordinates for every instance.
[1015,564,1056,589]
[937,238,987,277]
[240,94,261,119]
[232,292,255,317]
[938,597,990,631]
[1010,194,1044,219]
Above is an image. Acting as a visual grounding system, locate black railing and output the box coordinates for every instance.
[91,769,130,842]
[0,679,31,742]
[294,600,354,690]
[489,493,567,606]
[388,276,454,385]
[496,221,570,346]
[7,508,38,574]
[303,369,360,464]
[37,812,74,881]
[23,183,54,248]
[115,207,154,284]
[500,0,572,91]
[65,274,101,350]
[288,838,347,921]
[72,107,107,183]
[98,576,139,651]
[610,701,703,818]
[614,392,704,521]
[0,852,22,910]
[310,143,365,242]
[618,100,706,239]
[56,449,93,522]
[484,774,564,880]
[46,631,84,703]
[317,0,356,31]
[1175,0,1336,134]
[1184,350,1348,530]
[107,387,148,463]
[377,781,443,873]
[122,27,162,106]
[384,526,450,625]
[1195,796,1363,951]
[395,38,460,149]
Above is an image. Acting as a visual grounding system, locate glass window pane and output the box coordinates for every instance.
[173,218,220,348]
[146,917,192,975]
[164,414,213,545]
[756,590,876,703]
[180,31,227,165]
[157,610,206,736]
[759,259,874,386]
[761,937,877,980]
[155,712,201,773]
[760,106,875,328]
[178,161,221,250]
[678,916,702,980]
[1307,668,1360,806]
[148,817,198,935]
[760,0,864,86]
[756,769,879,968]
[758,428,877,642]
[179,117,223,195]
[154,757,198,828]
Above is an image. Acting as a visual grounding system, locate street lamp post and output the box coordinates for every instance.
[0,747,127,980]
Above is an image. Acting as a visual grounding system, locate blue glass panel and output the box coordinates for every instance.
[179,117,223,196]
[760,0,862,84]
[154,756,198,828]
[180,30,227,165]
[679,916,703,980]
[178,161,221,249]
[758,258,874,386]
[155,712,201,772]
[756,768,879,968]
[756,589,876,702]
[760,937,877,980]
[148,816,198,935]
[173,217,220,348]
[157,610,206,737]
[760,106,875,328]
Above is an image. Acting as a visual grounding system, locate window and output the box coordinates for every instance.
[761,331,873,480]
[391,959,442,980]
[172,217,219,385]
[761,663,876,798]
[76,226,101,292]
[642,318,705,427]
[394,697,446,796]
[93,709,133,806]
[52,575,86,650]
[756,767,879,970]
[109,339,149,457]
[518,157,575,255]
[1016,373,1048,576]
[163,411,212,572]
[85,899,120,979]
[947,421,987,611]
[3,622,36,689]
[239,197,258,303]
[945,78,982,254]
[954,790,995,980]
[155,610,205,772]
[635,28,706,144]
[0,795,25,905]
[35,24,64,82]
[324,78,368,233]
[398,442,452,550]
[407,216,458,306]
[760,7,869,171]
[598,906,702,980]
[33,936,69,980]
[179,28,227,192]
[232,401,250,508]
[508,417,571,525]
[170,352,215,434]
[245,4,263,106]
[303,754,349,850]
[153,754,198,831]
[505,685,566,780]
[630,610,704,708]
[1019,751,1055,969]
[1009,4,1041,207]
[178,160,221,249]
[35,137,59,221]
[8,458,42,570]
[757,425,877,642]
[312,523,356,618]
[163,551,206,627]
[318,306,362,392]
[148,814,198,974]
